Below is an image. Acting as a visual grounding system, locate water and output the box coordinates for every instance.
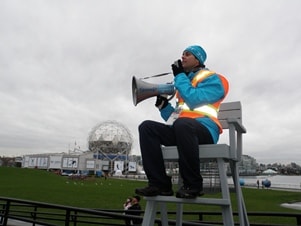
[228,175,301,190]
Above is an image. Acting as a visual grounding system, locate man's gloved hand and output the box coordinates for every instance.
[155,95,168,110]
[171,59,185,77]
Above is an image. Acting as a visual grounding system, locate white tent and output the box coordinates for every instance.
[262,169,277,175]
[114,169,122,176]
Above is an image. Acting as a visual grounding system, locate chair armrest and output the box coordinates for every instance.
[227,118,247,134]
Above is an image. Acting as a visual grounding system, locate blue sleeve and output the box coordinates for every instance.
[159,103,174,121]
[174,73,225,109]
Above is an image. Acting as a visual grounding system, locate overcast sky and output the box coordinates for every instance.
[1,0,300,165]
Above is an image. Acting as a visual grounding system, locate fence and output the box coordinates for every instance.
[1,197,301,226]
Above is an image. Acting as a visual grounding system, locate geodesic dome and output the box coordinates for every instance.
[88,120,133,154]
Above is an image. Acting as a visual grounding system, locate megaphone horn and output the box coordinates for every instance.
[132,76,175,106]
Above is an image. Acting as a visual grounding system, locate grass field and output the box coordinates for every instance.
[1,167,301,224]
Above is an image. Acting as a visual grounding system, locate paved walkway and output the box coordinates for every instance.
[281,202,301,210]
[7,219,43,226]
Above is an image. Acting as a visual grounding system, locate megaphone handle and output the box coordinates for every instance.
[142,72,172,80]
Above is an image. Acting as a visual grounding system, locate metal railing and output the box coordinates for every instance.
[0,197,141,226]
[1,197,301,226]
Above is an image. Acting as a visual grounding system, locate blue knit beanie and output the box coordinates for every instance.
[184,45,207,64]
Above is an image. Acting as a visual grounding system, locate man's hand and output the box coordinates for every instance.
[171,59,184,77]
[155,95,168,110]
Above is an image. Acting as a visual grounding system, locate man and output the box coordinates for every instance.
[135,45,229,199]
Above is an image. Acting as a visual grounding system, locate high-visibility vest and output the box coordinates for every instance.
[176,70,229,133]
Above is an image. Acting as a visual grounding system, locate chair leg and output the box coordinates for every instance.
[217,158,234,225]
[159,202,169,226]
[176,203,183,226]
[230,161,250,226]
[142,200,157,226]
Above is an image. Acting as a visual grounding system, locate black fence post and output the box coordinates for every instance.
[296,215,301,226]
[65,209,70,226]
[31,206,38,226]
[72,210,77,226]
[0,204,4,225]
[1,200,10,226]
[198,212,203,221]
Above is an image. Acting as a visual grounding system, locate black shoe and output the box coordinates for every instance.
[135,186,173,196]
[176,186,204,199]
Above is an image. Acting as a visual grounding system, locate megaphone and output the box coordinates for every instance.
[132,76,175,106]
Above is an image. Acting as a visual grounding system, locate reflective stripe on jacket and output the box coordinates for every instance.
[176,69,229,133]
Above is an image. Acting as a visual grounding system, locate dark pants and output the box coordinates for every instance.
[139,118,213,190]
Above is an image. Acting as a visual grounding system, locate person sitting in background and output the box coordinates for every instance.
[125,195,142,226]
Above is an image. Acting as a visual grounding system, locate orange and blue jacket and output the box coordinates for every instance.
[160,69,229,143]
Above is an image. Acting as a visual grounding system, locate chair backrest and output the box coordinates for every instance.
[218,101,242,129]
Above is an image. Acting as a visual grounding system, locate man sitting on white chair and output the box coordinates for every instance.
[135,45,229,199]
